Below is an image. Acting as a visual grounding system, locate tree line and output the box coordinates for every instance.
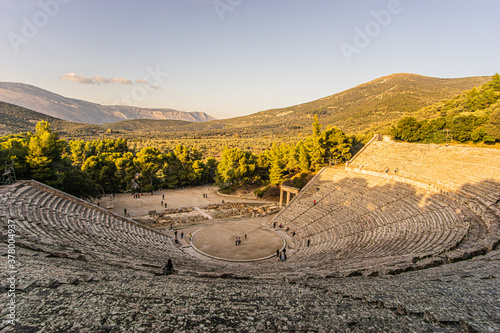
[391,74,500,144]
[0,116,352,199]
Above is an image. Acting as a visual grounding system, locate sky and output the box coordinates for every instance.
[1,0,499,119]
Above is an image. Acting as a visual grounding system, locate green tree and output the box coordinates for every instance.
[115,152,135,191]
[134,147,161,191]
[321,126,352,164]
[59,169,101,199]
[215,147,256,188]
[26,121,66,184]
[0,136,30,179]
[394,117,422,142]
[312,114,322,138]
[267,143,286,185]
[296,141,310,173]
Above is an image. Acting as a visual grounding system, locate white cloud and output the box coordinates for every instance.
[60,73,137,86]
[109,77,132,85]
[59,73,95,84]
[135,79,148,85]
[92,76,110,84]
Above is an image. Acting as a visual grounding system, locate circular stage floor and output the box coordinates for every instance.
[191,222,284,261]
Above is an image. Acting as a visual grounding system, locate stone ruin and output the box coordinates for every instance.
[0,136,499,332]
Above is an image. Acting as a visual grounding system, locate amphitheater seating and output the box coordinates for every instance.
[346,138,500,206]
[0,181,202,271]
[273,168,474,272]
[1,137,499,332]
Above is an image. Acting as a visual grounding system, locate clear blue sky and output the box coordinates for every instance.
[1,0,499,119]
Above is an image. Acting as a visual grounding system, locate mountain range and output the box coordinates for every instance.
[0,82,215,124]
[0,73,493,139]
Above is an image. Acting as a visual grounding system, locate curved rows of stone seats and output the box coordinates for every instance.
[0,181,211,272]
[346,135,500,251]
[273,168,475,273]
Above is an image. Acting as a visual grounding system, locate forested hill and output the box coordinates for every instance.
[0,101,100,137]
[0,73,493,141]
[0,102,190,138]
[170,73,492,138]
[391,73,500,144]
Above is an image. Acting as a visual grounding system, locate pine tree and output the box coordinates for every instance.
[296,141,310,172]
[26,121,65,184]
[268,143,286,185]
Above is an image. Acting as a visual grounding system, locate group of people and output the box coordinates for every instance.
[235,234,247,246]
[202,193,209,198]
[277,248,287,262]
[132,193,142,199]
[272,222,296,237]
[173,230,184,239]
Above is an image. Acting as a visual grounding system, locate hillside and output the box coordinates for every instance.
[0,74,492,141]
[200,73,492,137]
[0,101,100,137]
[0,82,216,124]
[391,73,500,143]
[0,101,193,138]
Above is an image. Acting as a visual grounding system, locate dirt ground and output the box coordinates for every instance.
[98,184,274,217]
[191,218,284,261]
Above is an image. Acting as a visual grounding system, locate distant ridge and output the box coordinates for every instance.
[0,82,216,124]
[0,73,493,139]
[216,73,493,134]
[0,101,192,138]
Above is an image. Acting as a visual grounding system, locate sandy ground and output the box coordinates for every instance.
[97,186,284,261]
[191,219,284,261]
[98,185,274,217]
